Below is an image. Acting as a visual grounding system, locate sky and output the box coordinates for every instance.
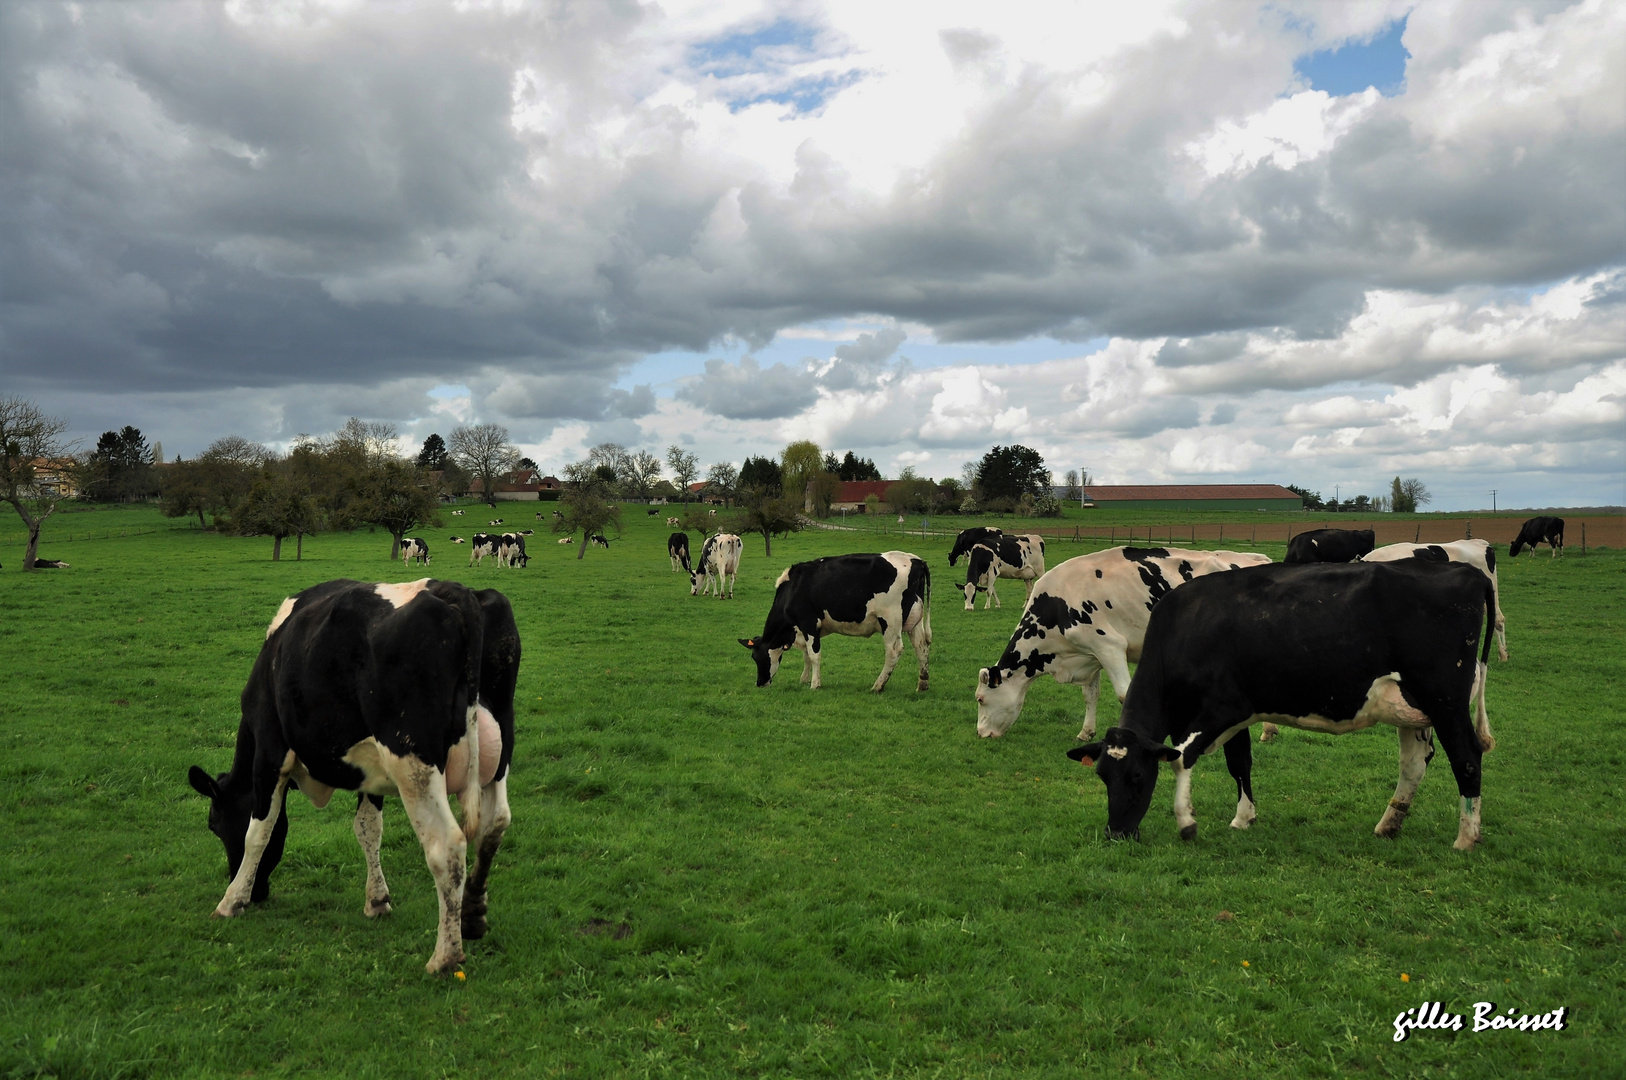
[2,0,1622,510]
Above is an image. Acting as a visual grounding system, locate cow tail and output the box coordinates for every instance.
[1474,576,1496,753]
[913,559,933,644]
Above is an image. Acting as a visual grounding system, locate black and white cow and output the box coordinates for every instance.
[1285,528,1376,564]
[976,547,1272,739]
[587,533,611,549]
[666,516,681,527]
[961,534,1047,609]
[186,578,520,972]
[487,518,504,526]
[449,536,466,545]
[468,533,500,566]
[668,532,692,573]
[30,557,70,568]
[451,510,465,517]
[498,533,528,568]
[400,538,431,568]
[557,536,573,545]
[1510,516,1564,558]
[1364,539,1507,662]
[949,527,1004,566]
[739,551,932,693]
[692,533,743,599]
[1066,561,1495,850]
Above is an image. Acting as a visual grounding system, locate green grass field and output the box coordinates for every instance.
[2,506,1622,1078]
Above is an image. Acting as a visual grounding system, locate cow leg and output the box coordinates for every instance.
[214,774,292,918]
[1223,733,1256,829]
[1258,722,1279,743]
[1171,759,1198,841]
[391,762,468,973]
[1472,661,1495,752]
[462,776,511,941]
[1427,704,1485,851]
[353,793,392,916]
[872,626,904,693]
[1375,728,1433,839]
[1076,665,1103,740]
[806,635,823,690]
[986,579,1000,610]
[1098,643,1133,711]
[799,643,813,685]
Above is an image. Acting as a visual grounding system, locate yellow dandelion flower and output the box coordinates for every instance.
[454,971,466,982]
[1401,973,1410,982]
[1241,961,1250,967]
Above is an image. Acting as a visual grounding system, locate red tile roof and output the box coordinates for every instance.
[1080,484,1302,501]
[835,480,895,501]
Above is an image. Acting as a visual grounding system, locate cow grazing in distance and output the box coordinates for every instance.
[740,551,932,693]
[468,534,500,566]
[692,533,743,598]
[666,517,680,526]
[451,510,464,517]
[552,510,564,520]
[400,538,431,568]
[588,534,612,549]
[1285,528,1376,564]
[961,534,1047,609]
[1510,516,1565,558]
[668,532,692,573]
[186,578,520,973]
[497,533,529,568]
[976,547,1272,740]
[1067,561,1495,850]
[949,527,1004,567]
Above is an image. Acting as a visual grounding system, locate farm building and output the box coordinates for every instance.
[830,480,894,513]
[469,468,547,501]
[1076,483,1304,511]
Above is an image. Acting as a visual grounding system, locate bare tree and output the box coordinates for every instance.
[450,424,521,507]
[0,397,80,570]
[1400,478,1432,510]
[704,460,738,506]
[619,449,663,502]
[666,445,700,503]
[1063,469,1081,502]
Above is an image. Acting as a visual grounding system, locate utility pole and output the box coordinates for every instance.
[1490,489,1497,513]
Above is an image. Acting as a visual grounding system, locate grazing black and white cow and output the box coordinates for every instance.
[1510,516,1564,558]
[400,538,431,568]
[1066,561,1495,850]
[666,517,680,527]
[961,534,1047,609]
[976,547,1271,739]
[468,534,500,566]
[552,510,564,520]
[647,507,659,516]
[739,551,932,693]
[186,578,520,972]
[488,519,503,526]
[1285,528,1375,564]
[587,533,611,549]
[949,527,1003,566]
[497,533,528,568]
[668,532,692,573]
[692,533,743,598]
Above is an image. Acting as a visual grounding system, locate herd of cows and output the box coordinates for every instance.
[185,513,1568,973]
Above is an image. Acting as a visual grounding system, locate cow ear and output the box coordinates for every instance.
[1067,743,1104,767]
[738,638,756,649]
[1154,744,1183,762]
[188,765,219,799]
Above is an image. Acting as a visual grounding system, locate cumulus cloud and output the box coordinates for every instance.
[676,356,820,419]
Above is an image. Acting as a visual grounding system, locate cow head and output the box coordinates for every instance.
[737,636,786,687]
[187,765,288,902]
[1067,727,1181,839]
[975,665,1036,738]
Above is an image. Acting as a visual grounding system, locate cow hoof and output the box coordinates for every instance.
[427,952,466,975]
[1229,816,1255,831]
[1479,734,1496,752]
[916,680,929,692]
[1258,725,1278,743]
[365,896,392,917]
[1179,824,1197,842]
[212,899,248,919]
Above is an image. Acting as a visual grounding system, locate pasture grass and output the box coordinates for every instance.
[1,507,1622,1078]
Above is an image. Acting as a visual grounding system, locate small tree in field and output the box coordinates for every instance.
[667,446,700,503]
[0,397,80,570]
[450,424,521,507]
[733,488,803,556]
[554,460,622,559]
[352,459,442,560]
[236,470,320,561]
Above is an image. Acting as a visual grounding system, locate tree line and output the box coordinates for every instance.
[1286,478,1432,513]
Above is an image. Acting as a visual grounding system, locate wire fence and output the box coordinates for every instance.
[0,521,205,546]
[813,514,1623,553]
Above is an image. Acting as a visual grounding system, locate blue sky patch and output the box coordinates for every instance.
[692,19,818,70]
[1295,17,1410,97]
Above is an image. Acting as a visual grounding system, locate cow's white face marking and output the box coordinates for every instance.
[266,597,298,639]
[1105,746,1128,760]
[374,579,431,609]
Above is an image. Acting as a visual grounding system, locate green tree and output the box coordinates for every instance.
[555,460,622,559]
[666,445,700,503]
[416,433,449,470]
[739,455,782,495]
[732,491,803,556]
[886,474,941,516]
[806,470,841,517]
[88,426,155,501]
[0,397,80,570]
[352,459,442,560]
[780,440,823,505]
[236,468,320,561]
[837,451,882,482]
[1287,484,1323,511]
[976,445,1050,512]
[1389,477,1432,513]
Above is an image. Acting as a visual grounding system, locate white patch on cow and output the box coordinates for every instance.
[370,741,468,973]
[1105,746,1128,759]
[282,749,336,809]
[1230,791,1257,830]
[1251,673,1431,736]
[374,579,431,610]
[342,738,403,797]
[266,597,298,640]
[1375,727,1433,839]
[213,772,292,918]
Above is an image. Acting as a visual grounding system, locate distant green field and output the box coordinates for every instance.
[2,507,1621,1078]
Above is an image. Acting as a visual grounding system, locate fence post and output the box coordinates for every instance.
[1219,524,1223,543]
[1581,522,1586,555]
[1465,521,1472,540]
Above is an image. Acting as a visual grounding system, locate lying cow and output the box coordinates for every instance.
[487,518,504,526]
[557,536,573,545]
[668,532,692,573]
[692,533,742,599]
[1067,560,1495,850]
[187,578,520,972]
[30,557,70,569]
[451,510,465,517]
[739,551,931,692]
[1511,516,1564,558]
[1285,528,1375,564]
[961,534,1046,609]
[976,547,1272,739]
[400,538,431,568]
